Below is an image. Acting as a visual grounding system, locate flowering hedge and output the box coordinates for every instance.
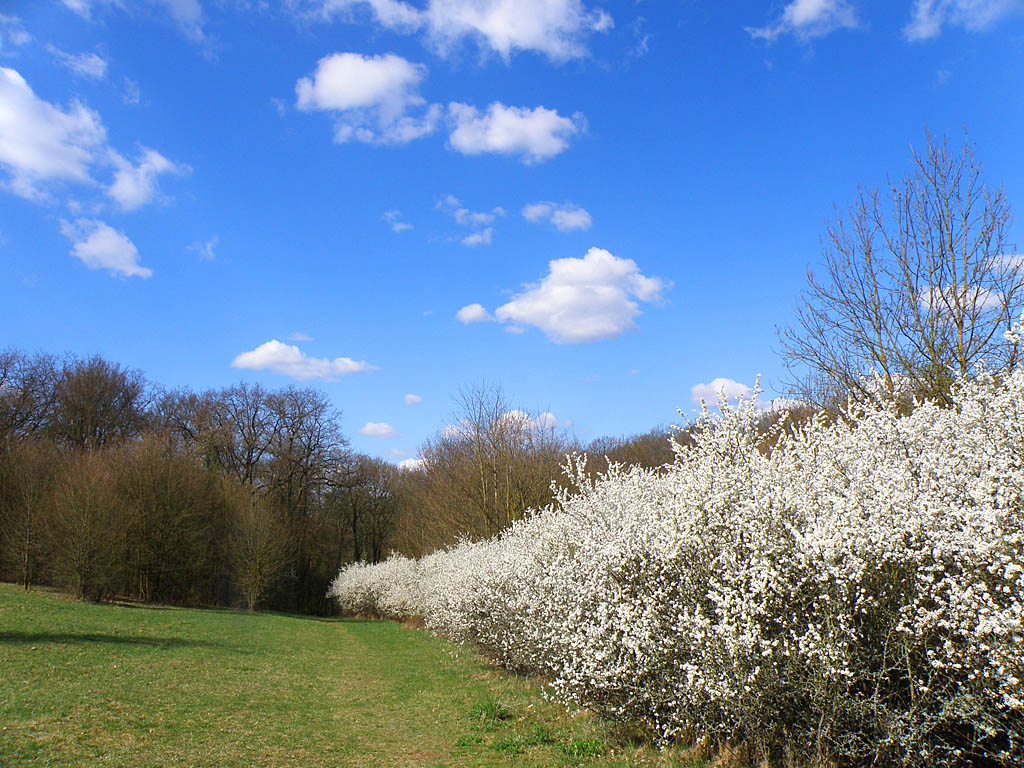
[330,350,1024,766]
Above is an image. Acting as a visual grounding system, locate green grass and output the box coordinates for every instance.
[0,583,707,767]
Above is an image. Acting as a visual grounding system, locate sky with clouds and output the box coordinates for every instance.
[2,0,1023,463]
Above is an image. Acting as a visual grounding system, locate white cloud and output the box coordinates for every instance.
[59,218,151,278]
[188,235,218,261]
[315,0,612,61]
[122,78,141,105]
[47,46,109,80]
[747,0,858,41]
[522,201,592,232]
[690,377,755,406]
[1,15,31,49]
[921,284,1005,312]
[382,209,412,232]
[398,457,425,470]
[61,0,205,40]
[447,102,583,164]
[502,409,560,431]
[296,52,440,144]
[231,340,378,381]
[522,202,554,222]
[359,421,400,438]
[456,303,494,324]
[481,247,667,344]
[404,393,422,405]
[288,332,314,342]
[0,67,106,199]
[59,0,93,17]
[905,0,1024,40]
[437,194,505,227]
[461,227,493,247]
[108,148,187,211]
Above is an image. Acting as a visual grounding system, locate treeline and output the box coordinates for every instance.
[0,349,397,614]
[0,350,687,612]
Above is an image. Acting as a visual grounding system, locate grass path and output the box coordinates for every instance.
[0,585,701,767]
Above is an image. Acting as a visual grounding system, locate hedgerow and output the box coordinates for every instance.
[330,323,1024,767]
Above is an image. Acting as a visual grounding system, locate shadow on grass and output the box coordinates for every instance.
[0,631,226,649]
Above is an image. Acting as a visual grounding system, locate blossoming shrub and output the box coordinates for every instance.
[329,364,1024,767]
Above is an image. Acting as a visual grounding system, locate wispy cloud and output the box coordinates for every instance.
[522,201,592,232]
[905,0,1024,41]
[188,236,218,261]
[47,46,108,80]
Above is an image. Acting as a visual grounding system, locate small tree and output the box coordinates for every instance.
[230,491,289,611]
[779,131,1020,408]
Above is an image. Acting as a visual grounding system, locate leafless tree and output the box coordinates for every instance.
[779,131,1020,408]
[0,440,57,589]
[50,355,150,450]
[48,450,121,600]
[0,349,57,446]
[229,489,289,611]
[394,384,574,552]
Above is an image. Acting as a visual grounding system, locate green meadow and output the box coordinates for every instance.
[0,584,704,768]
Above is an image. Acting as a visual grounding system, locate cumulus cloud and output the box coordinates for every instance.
[398,457,424,470]
[315,0,612,61]
[905,0,1024,40]
[502,409,560,431]
[746,0,858,41]
[461,227,494,247]
[690,377,756,406]
[59,218,151,278]
[456,303,494,324]
[231,340,378,381]
[404,393,422,405]
[0,67,181,216]
[522,201,592,232]
[47,46,109,80]
[447,102,583,164]
[108,147,187,211]
[469,247,668,344]
[0,67,106,199]
[296,52,441,144]
[359,421,400,438]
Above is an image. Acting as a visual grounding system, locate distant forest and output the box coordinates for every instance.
[0,349,696,614]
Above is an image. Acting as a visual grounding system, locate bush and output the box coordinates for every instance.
[329,321,1024,767]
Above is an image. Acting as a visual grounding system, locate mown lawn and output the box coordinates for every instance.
[0,584,704,767]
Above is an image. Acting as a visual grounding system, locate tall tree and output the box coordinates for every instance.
[779,131,1020,408]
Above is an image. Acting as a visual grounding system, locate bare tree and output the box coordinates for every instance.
[0,350,57,446]
[779,131,1020,408]
[48,451,121,600]
[400,383,573,550]
[50,355,150,450]
[0,440,57,589]
[229,489,289,611]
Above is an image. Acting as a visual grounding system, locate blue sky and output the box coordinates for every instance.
[2,0,1023,465]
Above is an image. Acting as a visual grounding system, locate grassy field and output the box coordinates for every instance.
[0,584,704,767]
